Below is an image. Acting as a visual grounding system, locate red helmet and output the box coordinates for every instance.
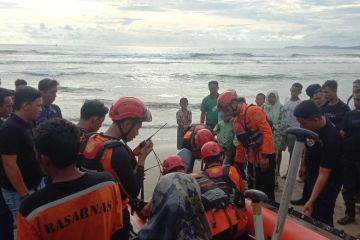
[194,129,215,147]
[201,141,223,159]
[217,90,238,109]
[162,155,185,173]
[109,97,152,122]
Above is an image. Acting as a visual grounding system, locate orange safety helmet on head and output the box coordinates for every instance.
[201,141,223,159]
[162,155,185,173]
[194,129,215,148]
[217,90,238,109]
[109,97,152,122]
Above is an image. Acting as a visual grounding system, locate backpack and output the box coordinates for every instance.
[192,173,230,211]
[191,173,243,239]
[204,165,245,209]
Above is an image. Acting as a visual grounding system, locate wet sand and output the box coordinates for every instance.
[140,129,360,237]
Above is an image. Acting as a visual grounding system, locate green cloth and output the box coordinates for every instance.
[213,119,234,150]
[201,94,218,126]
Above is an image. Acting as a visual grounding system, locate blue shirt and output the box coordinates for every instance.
[33,104,62,127]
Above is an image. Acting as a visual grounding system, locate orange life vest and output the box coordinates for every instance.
[234,104,275,164]
[191,166,248,238]
[79,133,136,208]
[182,124,211,159]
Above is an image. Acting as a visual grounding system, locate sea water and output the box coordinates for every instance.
[1,44,360,141]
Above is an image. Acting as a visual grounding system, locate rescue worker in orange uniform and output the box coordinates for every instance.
[191,141,248,240]
[181,125,215,172]
[79,96,153,240]
[217,90,276,201]
[138,155,187,219]
[162,155,186,174]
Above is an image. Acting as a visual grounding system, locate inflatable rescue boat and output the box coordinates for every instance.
[130,199,358,240]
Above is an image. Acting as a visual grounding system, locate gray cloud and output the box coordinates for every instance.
[1,0,359,47]
[119,18,142,25]
[0,1,19,9]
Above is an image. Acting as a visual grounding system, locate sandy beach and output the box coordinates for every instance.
[136,128,360,238]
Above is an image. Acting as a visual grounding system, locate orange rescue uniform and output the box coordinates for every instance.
[196,165,248,238]
[234,104,275,164]
[17,173,123,240]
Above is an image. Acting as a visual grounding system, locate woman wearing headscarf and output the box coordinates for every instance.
[138,172,213,240]
[264,91,287,184]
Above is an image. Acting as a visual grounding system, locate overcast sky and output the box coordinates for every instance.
[0,0,359,47]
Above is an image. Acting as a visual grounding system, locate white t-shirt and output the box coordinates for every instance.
[284,98,302,127]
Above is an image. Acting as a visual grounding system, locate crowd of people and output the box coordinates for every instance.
[0,77,358,240]
[175,79,359,228]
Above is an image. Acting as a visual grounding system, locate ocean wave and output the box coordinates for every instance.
[337,54,360,58]
[67,99,200,110]
[67,117,178,130]
[58,86,104,93]
[290,53,312,58]
[145,102,201,110]
[172,73,286,81]
[158,93,179,98]
[189,52,254,58]
[0,50,19,54]
[215,73,286,80]
[20,70,105,77]
[31,50,73,56]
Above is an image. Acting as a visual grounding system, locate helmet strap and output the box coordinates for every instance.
[116,119,138,143]
[231,101,240,117]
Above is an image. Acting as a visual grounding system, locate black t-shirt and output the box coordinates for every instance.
[342,110,360,161]
[0,114,42,190]
[321,100,350,130]
[305,119,342,183]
